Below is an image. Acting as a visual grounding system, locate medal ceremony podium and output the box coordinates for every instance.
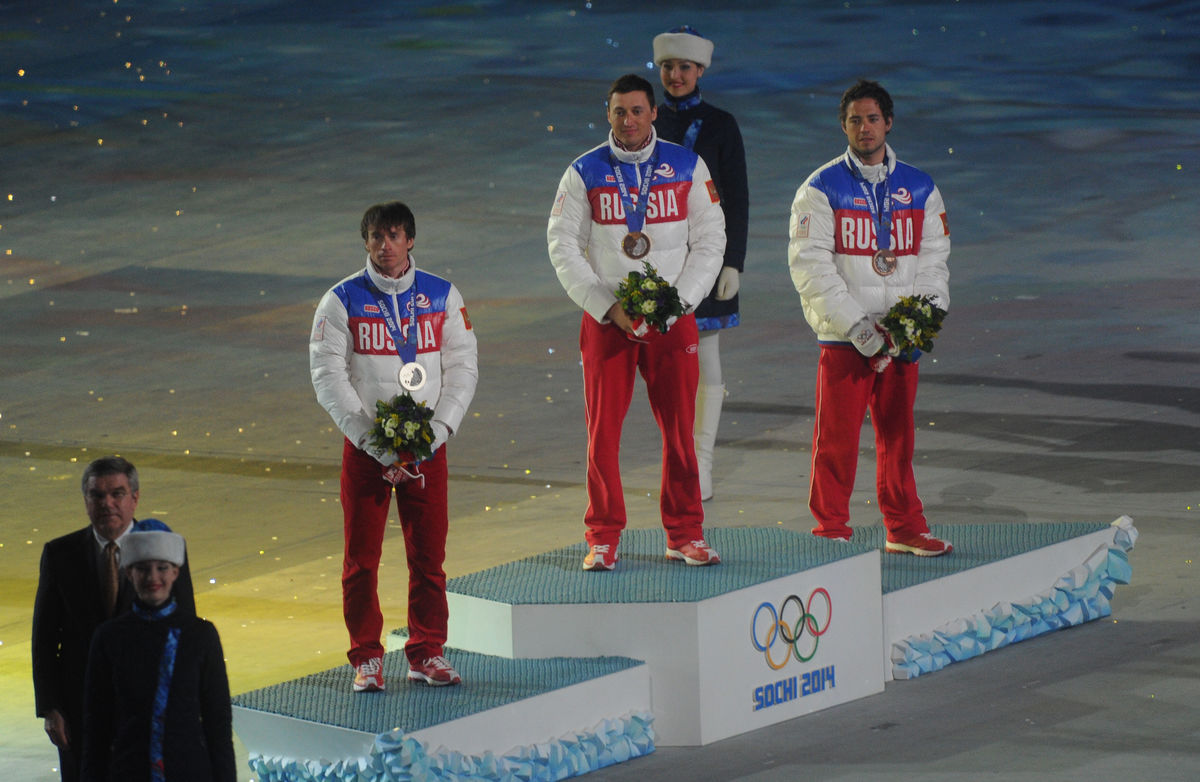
[232,517,1136,781]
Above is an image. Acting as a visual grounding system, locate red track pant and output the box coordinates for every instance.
[809,345,929,539]
[579,313,705,550]
[340,438,449,667]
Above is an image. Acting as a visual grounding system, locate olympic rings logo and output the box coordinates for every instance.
[750,588,832,670]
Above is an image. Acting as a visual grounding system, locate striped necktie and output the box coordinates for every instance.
[102,541,120,617]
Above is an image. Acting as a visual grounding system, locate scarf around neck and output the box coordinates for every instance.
[133,598,181,782]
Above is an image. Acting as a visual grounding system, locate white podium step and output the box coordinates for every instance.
[233,518,1136,779]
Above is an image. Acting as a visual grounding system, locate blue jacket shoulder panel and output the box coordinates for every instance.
[332,269,453,316]
[813,158,936,213]
[571,140,701,190]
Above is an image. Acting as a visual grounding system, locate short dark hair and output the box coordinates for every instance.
[607,73,656,110]
[81,456,139,495]
[360,201,416,241]
[839,79,894,124]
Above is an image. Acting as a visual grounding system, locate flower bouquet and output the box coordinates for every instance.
[615,261,683,338]
[368,393,435,465]
[878,294,947,361]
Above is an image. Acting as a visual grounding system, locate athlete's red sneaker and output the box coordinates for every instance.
[885,531,953,557]
[407,655,462,686]
[666,538,721,566]
[582,544,618,571]
[352,657,385,692]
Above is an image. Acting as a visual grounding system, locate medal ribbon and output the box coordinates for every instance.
[610,148,658,236]
[851,162,893,252]
[370,279,418,365]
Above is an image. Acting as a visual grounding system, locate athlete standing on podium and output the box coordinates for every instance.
[311,201,478,690]
[548,74,726,571]
[787,80,952,556]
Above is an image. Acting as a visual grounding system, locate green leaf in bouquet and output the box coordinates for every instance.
[367,392,436,463]
[614,260,684,334]
[880,294,947,358]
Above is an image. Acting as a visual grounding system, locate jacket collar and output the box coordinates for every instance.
[607,127,658,165]
[365,256,416,295]
[844,143,896,182]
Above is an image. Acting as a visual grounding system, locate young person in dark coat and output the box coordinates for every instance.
[81,530,235,782]
[32,456,195,782]
[652,25,750,502]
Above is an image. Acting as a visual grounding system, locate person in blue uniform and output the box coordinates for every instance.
[652,26,749,501]
[81,530,234,782]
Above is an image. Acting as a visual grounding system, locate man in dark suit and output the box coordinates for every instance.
[31,456,195,781]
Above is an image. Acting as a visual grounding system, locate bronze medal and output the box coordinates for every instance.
[872,248,898,277]
[622,231,651,260]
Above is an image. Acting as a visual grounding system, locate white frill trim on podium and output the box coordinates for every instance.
[247,711,655,782]
[890,516,1138,680]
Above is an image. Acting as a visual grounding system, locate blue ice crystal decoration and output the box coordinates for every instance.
[890,516,1138,680]
[248,711,654,781]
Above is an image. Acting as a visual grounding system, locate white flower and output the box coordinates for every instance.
[640,300,657,314]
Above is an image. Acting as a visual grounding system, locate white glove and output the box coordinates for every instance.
[847,318,884,357]
[714,267,740,300]
[431,420,450,452]
[362,441,399,467]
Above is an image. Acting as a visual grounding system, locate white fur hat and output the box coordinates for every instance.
[653,26,714,68]
[120,530,186,567]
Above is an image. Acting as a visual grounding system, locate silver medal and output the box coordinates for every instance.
[398,361,426,392]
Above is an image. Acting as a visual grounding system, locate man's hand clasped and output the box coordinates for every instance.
[849,318,901,373]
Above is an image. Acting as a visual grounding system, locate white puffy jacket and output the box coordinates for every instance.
[788,144,949,343]
[309,258,478,450]
[548,128,726,322]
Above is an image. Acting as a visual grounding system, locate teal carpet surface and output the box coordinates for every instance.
[233,651,643,734]
[448,523,1112,603]
[234,523,1113,733]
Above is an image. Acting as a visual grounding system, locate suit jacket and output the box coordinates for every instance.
[31,520,195,734]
